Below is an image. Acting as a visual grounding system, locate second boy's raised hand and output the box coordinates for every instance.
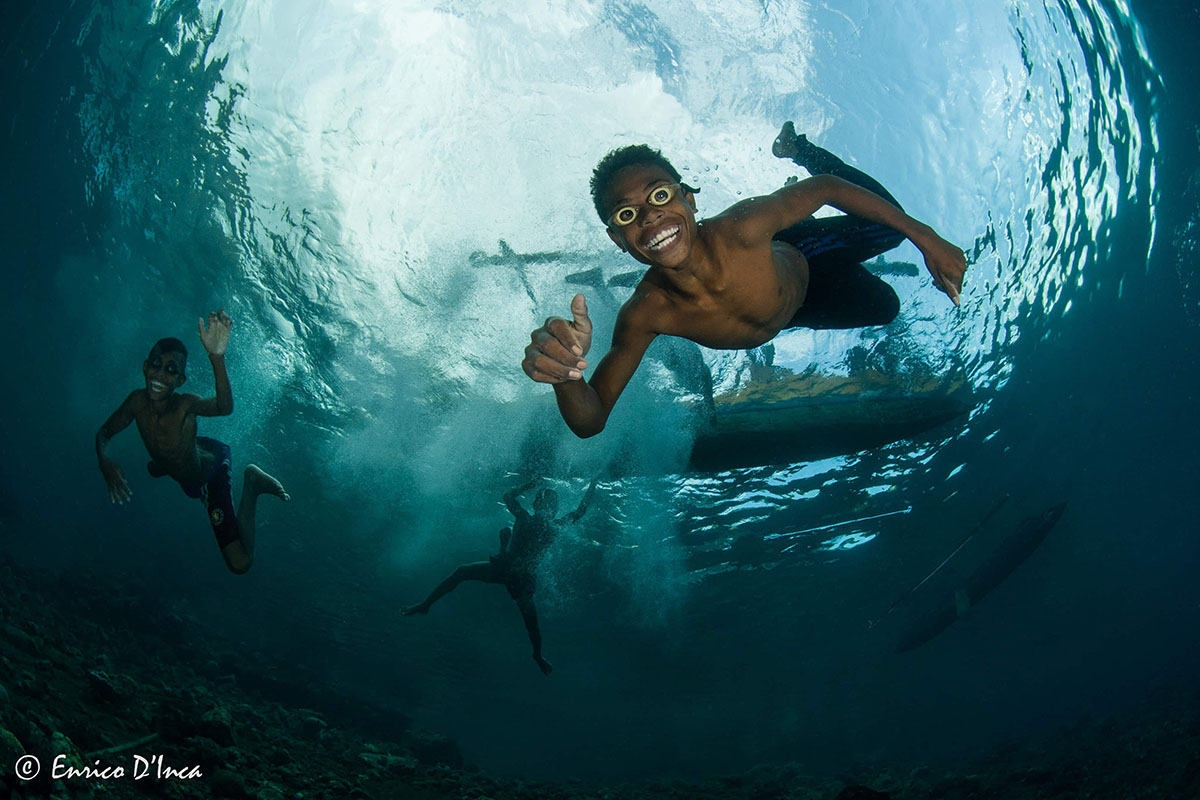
[522,294,593,384]
[198,309,233,356]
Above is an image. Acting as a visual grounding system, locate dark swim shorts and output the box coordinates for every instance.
[181,436,239,548]
[770,139,906,331]
[489,553,537,599]
[775,218,903,331]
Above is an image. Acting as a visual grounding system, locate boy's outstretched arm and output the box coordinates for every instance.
[192,310,234,417]
[732,175,967,304]
[503,479,537,517]
[557,476,599,525]
[96,393,139,504]
[523,294,658,438]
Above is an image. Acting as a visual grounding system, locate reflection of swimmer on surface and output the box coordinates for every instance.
[522,122,967,438]
[94,310,289,575]
[403,478,598,675]
[468,239,596,268]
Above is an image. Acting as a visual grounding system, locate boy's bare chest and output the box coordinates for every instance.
[664,242,808,348]
[135,405,196,458]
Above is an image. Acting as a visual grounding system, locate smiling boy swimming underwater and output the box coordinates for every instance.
[521,123,967,438]
[95,310,289,574]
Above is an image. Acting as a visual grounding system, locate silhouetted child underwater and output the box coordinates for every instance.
[95,310,289,574]
[403,478,598,675]
[522,122,968,437]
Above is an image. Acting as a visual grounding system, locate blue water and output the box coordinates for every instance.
[2,0,1198,783]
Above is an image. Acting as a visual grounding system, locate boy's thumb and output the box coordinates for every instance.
[570,294,590,324]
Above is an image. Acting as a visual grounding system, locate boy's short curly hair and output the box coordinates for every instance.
[589,144,686,223]
[149,337,188,366]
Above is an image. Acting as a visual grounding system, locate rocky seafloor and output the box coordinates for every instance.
[1,551,1197,800]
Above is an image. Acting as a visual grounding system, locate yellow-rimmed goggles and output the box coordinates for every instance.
[607,183,682,228]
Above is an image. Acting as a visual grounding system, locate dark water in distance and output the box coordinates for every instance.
[2,0,1198,781]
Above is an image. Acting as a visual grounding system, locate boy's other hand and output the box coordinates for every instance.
[100,460,132,504]
[919,235,967,306]
[522,294,593,384]
[198,309,233,356]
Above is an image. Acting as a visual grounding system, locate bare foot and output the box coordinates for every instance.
[402,603,429,616]
[772,121,832,173]
[772,120,799,159]
[245,464,289,501]
[535,655,553,676]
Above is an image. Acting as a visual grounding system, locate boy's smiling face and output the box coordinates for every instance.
[603,163,697,268]
[143,349,186,401]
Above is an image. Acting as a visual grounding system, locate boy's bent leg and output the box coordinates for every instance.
[403,561,501,615]
[227,464,289,573]
[193,438,287,574]
[773,121,903,208]
[219,539,252,575]
[771,123,907,265]
[514,593,552,675]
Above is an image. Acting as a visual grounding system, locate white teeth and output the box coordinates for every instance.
[647,226,680,250]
